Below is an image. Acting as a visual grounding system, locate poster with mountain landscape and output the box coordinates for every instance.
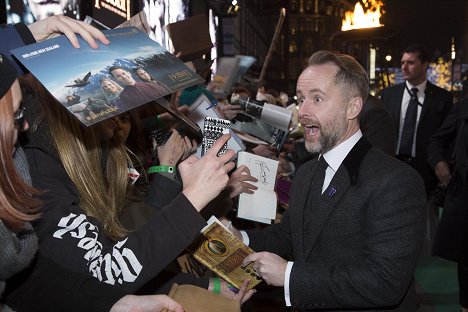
[11,27,204,126]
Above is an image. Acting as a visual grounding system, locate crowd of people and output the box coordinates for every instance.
[1,14,467,312]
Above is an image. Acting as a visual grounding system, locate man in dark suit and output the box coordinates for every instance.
[380,44,452,196]
[427,99,468,312]
[229,51,426,311]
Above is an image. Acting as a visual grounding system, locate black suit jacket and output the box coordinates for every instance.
[359,94,395,155]
[247,137,426,311]
[380,81,452,193]
[427,99,468,263]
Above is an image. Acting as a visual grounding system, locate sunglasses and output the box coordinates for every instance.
[14,105,26,130]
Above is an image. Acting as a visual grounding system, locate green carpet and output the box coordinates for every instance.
[415,256,459,312]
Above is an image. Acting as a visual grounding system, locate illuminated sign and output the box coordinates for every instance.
[93,0,132,28]
[95,0,130,19]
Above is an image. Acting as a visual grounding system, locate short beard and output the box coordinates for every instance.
[304,109,347,154]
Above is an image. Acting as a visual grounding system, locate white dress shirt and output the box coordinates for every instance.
[241,130,363,306]
[396,80,427,157]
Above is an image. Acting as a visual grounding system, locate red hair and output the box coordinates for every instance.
[0,87,40,232]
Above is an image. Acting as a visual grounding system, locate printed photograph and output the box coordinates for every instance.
[11,27,204,126]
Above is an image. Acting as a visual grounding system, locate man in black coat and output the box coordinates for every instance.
[230,50,426,311]
[427,98,468,312]
[380,44,452,196]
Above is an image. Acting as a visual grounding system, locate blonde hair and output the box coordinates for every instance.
[39,88,129,240]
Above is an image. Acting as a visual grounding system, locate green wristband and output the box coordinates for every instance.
[212,277,221,294]
[146,165,175,174]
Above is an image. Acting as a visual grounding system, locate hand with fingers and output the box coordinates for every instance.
[179,134,235,211]
[222,103,244,120]
[27,15,110,49]
[110,294,183,312]
[434,160,451,187]
[181,136,198,161]
[208,278,256,305]
[252,144,279,159]
[157,130,186,166]
[242,252,287,287]
[226,165,258,198]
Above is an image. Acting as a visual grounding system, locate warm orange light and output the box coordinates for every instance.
[342,0,384,31]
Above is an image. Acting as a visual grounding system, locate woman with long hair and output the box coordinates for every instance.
[9,75,253,300]
[0,14,205,310]
[2,49,192,312]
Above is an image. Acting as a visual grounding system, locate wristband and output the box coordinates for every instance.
[146,165,175,174]
[212,277,221,294]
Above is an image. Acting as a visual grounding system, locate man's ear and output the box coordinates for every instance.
[422,61,429,72]
[348,97,363,120]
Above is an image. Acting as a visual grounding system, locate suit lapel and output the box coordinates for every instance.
[304,170,350,258]
[419,81,434,124]
[303,138,372,259]
[293,160,316,259]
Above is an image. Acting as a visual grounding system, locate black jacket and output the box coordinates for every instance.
[16,127,207,294]
[381,81,453,194]
[428,99,468,264]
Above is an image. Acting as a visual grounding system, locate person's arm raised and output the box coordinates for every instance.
[179,134,235,211]
[27,15,110,48]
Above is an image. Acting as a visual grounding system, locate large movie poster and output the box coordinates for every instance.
[6,0,80,24]
[11,27,204,126]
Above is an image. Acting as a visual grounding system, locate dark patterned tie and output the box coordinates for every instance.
[314,156,329,195]
[398,87,419,156]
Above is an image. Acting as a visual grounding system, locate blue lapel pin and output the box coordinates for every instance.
[327,187,336,197]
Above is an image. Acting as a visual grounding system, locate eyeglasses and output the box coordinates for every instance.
[14,105,26,130]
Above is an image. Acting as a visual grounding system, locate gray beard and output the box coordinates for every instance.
[304,113,347,154]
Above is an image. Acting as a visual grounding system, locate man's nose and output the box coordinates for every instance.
[298,102,308,116]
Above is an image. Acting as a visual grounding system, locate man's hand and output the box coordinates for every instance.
[28,15,110,48]
[226,165,258,198]
[110,294,183,312]
[434,160,451,187]
[222,103,244,120]
[242,252,287,287]
[252,144,279,158]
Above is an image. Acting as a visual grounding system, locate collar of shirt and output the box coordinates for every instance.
[405,80,427,104]
[321,130,363,176]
